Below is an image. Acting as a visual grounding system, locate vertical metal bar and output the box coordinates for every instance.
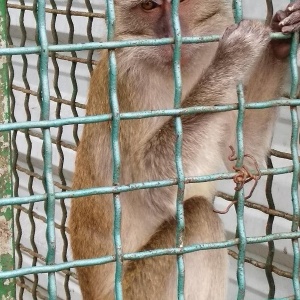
[265,157,276,299]
[36,0,57,298]
[233,0,243,23]
[84,0,95,74]
[0,1,15,298]
[170,1,185,299]
[265,0,274,26]
[235,84,247,300]
[232,1,247,299]
[105,1,123,299]
[49,1,71,298]
[264,3,275,299]
[19,1,40,297]
[65,0,80,147]
[288,18,300,298]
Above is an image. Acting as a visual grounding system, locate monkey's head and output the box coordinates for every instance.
[113,0,232,74]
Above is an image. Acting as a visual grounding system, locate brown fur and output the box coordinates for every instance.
[69,1,288,299]
[123,197,227,300]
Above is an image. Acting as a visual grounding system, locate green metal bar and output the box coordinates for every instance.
[289,19,300,298]
[232,1,247,299]
[105,0,123,299]
[0,32,291,56]
[1,231,300,280]
[0,165,294,206]
[1,0,300,298]
[36,0,57,297]
[0,0,15,298]
[233,0,243,22]
[2,98,300,132]
[48,0,71,296]
[170,0,185,298]
[235,84,247,300]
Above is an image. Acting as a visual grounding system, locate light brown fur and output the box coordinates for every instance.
[69,1,288,299]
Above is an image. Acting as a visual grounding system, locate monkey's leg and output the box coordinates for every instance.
[123,197,227,300]
[70,196,115,300]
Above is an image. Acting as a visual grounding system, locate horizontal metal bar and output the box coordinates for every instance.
[14,149,295,197]
[16,280,47,300]
[54,53,97,65]
[0,166,293,206]
[271,149,300,161]
[16,164,296,222]
[18,244,76,278]
[15,190,294,279]
[17,129,77,151]
[4,100,300,131]
[7,3,105,18]
[7,45,97,65]
[217,191,295,222]
[14,204,70,233]
[0,32,290,56]
[12,84,86,109]
[1,99,300,132]
[0,232,299,279]
[228,249,294,280]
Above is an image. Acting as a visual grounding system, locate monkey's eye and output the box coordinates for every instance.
[141,1,158,11]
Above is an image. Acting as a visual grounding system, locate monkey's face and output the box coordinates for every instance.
[114,0,232,72]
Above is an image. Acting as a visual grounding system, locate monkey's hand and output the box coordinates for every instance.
[215,20,270,80]
[271,0,300,59]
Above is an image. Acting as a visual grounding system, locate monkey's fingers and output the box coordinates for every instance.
[287,1,300,13]
[271,10,289,32]
[274,10,289,23]
[282,23,300,33]
[271,4,300,59]
[279,10,300,30]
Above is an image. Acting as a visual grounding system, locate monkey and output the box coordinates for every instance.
[69,1,300,299]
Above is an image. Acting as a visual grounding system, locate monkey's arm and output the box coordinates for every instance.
[237,47,287,169]
[225,2,300,170]
[139,21,270,214]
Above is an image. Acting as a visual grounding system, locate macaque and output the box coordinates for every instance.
[69,1,300,299]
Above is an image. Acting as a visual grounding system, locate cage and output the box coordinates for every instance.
[0,0,300,299]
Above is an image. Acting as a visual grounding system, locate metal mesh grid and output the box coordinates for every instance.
[0,0,299,299]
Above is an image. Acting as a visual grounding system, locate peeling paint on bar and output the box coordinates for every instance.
[0,1,15,299]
